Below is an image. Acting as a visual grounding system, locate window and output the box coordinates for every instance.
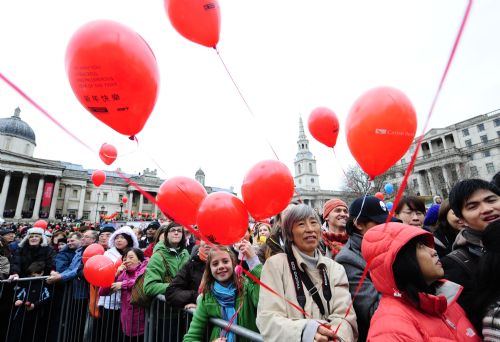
[481,135,488,144]
[465,139,472,147]
[477,123,485,132]
[487,163,495,174]
[497,131,500,138]
[467,154,473,161]
[82,211,90,220]
[311,178,315,183]
[85,191,91,201]
[484,150,491,157]
[72,189,78,198]
[413,179,418,189]
[470,166,479,177]
[103,192,108,201]
[119,194,123,201]
[298,179,302,184]
[58,189,63,198]
[298,164,302,174]
[462,128,469,137]
[308,163,313,173]
[494,118,500,127]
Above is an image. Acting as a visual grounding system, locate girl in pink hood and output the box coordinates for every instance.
[100,247,148,339]
[362,222,480,342]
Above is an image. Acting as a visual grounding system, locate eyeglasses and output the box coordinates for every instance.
[400,210,425,217]
[168,228,183,234]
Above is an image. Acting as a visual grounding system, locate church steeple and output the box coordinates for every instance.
[294,117,320,190]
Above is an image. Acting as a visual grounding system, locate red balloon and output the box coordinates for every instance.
[197,192,249,245]
[33,220,48,230]
[99,143,117,165]
[165,0,220,48]
[82,243,105,265]
[241,160,295,221]
[346,87,417,179]
[121,196,128,204]
[114,258,123,270]
[91,170,106,187]
[308,107,340,148]
[157,177,207,225]
[124,209,129,214]
[66,20,160,137]
[375,192,385,201]
[83,255,116,287]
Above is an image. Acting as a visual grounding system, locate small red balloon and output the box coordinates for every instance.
[346,86,417,179]
[157,177,207,225]
[165,0,221,48]
[99,143,117,165]
[82,243,105,265]
[115,258,123,270]
[121,196,128,204]
[197,192,249,245]
[241,160,295,221]
[308,107,340,148]
[91,170,106,187]
[84,255,116,287]
[33,220,48,230]
[375,192,385,201]
[124,209,129,214]
[66,20,160,137]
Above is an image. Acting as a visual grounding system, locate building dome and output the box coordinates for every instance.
[0,108,36,145]
[195,168,205,176]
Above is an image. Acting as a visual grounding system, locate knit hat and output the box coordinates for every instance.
[28,227,45,236]
[19,226,48,247]
[100,224,116,234]
[146,221,160,231]
[423,204,440,227]
[323,198,348,220]
[0,228,14,236]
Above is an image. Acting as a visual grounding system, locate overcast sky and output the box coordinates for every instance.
[1,0,499,193]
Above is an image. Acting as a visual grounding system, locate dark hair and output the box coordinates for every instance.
[162,221,186,249]
[68,232,82,240]
[122,247,145,262]
[392,236,437,305]
[449,178,500,219]
[201,247,242,299]
[345,216,372,236]
[394,196,426,215]
[26,261,46,275]
[492,171,500,189]
[115,233,134,253]
[434,200,460,237]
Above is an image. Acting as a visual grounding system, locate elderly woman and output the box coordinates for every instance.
[257,204,357,342]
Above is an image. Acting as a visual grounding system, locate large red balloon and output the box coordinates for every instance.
[33,220,48,230]
[82,243,105,265]
[241,160,295,221]
[165,0,220,48]
[91,170,106,187]
[157,177,207,225]
[197,192,249,245]
[346,87,417,179]
[99,143,117,165]
[66,20,160,137]
[83,255,116,287]
[308,107,340,148]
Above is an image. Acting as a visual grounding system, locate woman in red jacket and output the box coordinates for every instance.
[361,222,480,341]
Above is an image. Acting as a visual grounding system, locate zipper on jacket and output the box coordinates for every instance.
[443,315,456,330]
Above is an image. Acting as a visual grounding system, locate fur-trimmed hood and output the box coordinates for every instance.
[19,230,48,248]
[108,226,139,249]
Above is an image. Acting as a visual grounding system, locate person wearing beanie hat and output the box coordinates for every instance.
[321,198,349,258]
[335,195,400,341]
[98,224,116,251]
[140,221,160,249]
[423,204,440,228]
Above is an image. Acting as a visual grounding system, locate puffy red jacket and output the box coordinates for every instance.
[361,222,480,342]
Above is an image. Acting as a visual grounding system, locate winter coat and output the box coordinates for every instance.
[441,228,483,316]
[0,255,9,279]
[433,227,458,258]
[256,244,358,342]
[361,222,480,341]
[10,244,55,277]
[59,246,88,299]
[335,233,380,342]
[98,226,139,310]
[55,245,77,272]
[13,280,51,319]
[99,259,149,336]
[184,264,262,342]
[164,253,205,308]
[143,241,189,297]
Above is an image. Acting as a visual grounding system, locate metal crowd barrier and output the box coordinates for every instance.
[0,277,263,342]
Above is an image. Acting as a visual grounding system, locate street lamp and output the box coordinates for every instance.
[94,192,101,223]
[119,202,124,221]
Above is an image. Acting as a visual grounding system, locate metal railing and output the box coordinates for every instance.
[1,277,264,342]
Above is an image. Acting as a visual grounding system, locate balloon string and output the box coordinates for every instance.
[0,72,95,153]
[332,149,349,182]
[214,47,280,161]
[386,0,473,223]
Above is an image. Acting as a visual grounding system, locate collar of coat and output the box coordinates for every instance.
[291,244,327,272]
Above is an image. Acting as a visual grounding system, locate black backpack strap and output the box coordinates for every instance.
[286,249,327,316]
[447,249,474,277]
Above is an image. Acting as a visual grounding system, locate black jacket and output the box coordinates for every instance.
[164,253,205,308]
[10,245,55,277]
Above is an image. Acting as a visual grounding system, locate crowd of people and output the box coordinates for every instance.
[0,172,499,342]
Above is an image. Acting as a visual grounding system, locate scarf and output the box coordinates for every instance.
[213,281,237,342]
[322,230,349,257]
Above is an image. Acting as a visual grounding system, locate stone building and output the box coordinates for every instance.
[384,109,500,198]
[0,108,232,223]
